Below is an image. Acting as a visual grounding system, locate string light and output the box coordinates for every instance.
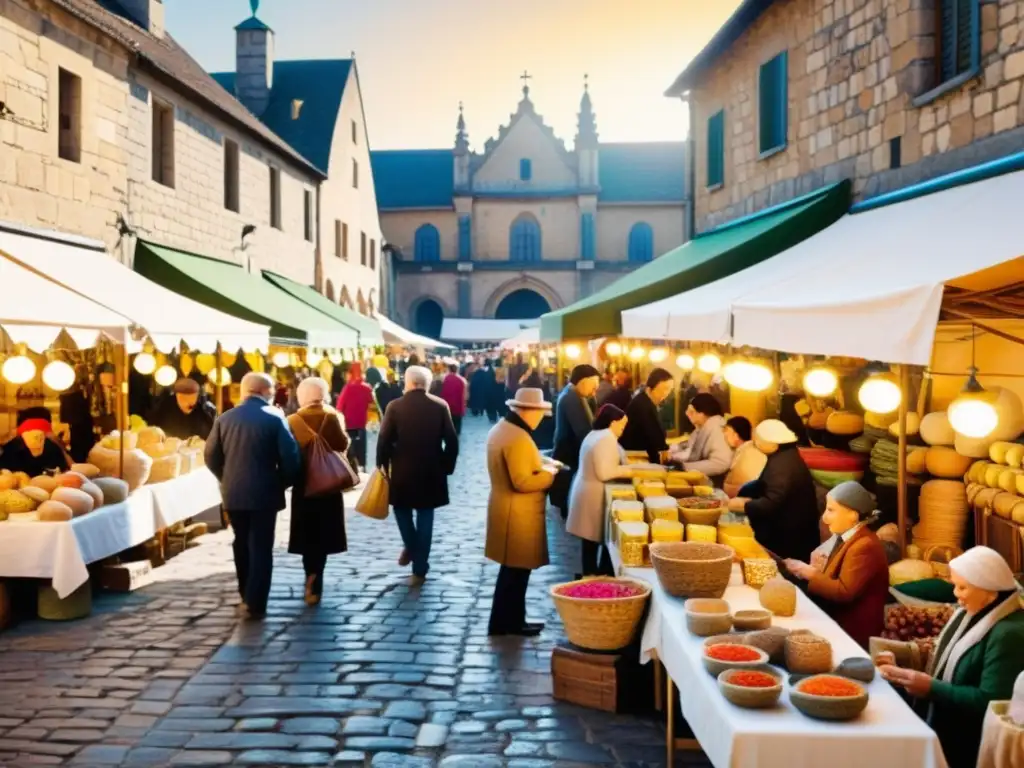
[328,351,343,365]
[306,349,323,367]
[272,351,291,368]
[154,365,177,387]
[605,341,622,357]
[698,353,721,374]
[41,361,75,392]
[803,367,839,398]
[723,360,774,392]
[648,348,668,363]
[858,374,901,414]
[676,353,695,371]
[2,355,36,384]
[564,344,581,360]
[629,346,646,361]
[133,352,156,375]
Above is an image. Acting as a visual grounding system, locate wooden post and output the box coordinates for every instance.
[897,364,910,557]
[214,343,223,416]
[117,344,127,479]
[665,673,675,767]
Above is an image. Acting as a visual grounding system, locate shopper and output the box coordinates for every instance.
[669,392,732,484]
[551,364,600,514]
[336,362,374,472]
[619,368,675,463]
[721,416,767,498]
[440,363,468,435]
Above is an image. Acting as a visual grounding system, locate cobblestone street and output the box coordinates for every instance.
[0,417,709,767]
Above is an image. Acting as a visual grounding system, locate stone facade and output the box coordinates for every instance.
[0,0,319,285]
[690,0,1024,232]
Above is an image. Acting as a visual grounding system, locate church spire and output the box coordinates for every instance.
[454,101,469,155]
[575,74,598,149]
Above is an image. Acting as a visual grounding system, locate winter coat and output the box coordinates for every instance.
[287,404,350,557]
[553,384,594,469]
[619,390,668,463]
[336,381,374,430]
[566,429,632,543]
[743,443,821,561]
[675,415,733,480]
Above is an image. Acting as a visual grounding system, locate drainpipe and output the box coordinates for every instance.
[681,93,696,241]
[315,181,323,292]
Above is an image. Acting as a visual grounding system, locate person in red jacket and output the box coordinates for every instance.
[336,362,374,472]
[439,363,468,434]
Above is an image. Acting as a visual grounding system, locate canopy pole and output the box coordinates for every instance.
[215,342,223,417]
[897,364,910,557]
[117,344,126,480]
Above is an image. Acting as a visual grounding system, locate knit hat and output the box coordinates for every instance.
[570,364,600,385]
[948,546,1020,592]
[755,418,798,445]
[827,481,877,520]
[173,378,200,395]
[16,407,52,436]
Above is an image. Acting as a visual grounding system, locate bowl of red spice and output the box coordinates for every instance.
[702,642,770,677]
[550,577,652,651]
[718,667,784,709]
[790,674,870,721]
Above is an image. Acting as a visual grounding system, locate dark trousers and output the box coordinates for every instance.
[302,552,327,596]
[489,565,531,632]
[227,508,277,614]
[581,539,615,577]
[452,414,463,435]
[348,428,367,472]
[393,508,435,578]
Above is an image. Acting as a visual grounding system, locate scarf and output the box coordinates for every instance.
[928,591,1022,683]
[505,410,534,434]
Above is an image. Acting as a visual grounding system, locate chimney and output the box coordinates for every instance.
[235,2,274,116]
[120,0,165,38]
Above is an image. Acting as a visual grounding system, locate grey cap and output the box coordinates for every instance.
[827,481,876,520]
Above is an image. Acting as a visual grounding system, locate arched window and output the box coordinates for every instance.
[509,214,541,262]
[324,279,335,302]
[356,290,368,316]
[414,224,440,262]
[628,222,654,263]
[340,286,353,309]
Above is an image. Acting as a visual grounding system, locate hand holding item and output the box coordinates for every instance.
[810,551,828,572]
[728,497,748,513]
[873,651,896,668]
[880,665,933,697]
[784,559,817,580]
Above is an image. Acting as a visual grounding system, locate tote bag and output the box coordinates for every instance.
[296,414,359,497]
[356,467,390,520]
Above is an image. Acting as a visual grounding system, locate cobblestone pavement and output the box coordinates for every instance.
[0,417,711,767]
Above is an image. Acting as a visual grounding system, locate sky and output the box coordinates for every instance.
[164,0,741,151]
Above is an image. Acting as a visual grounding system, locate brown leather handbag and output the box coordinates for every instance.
[297,414,358,497]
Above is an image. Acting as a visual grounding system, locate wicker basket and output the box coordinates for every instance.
[38,581,92,621]
[785,634,833,674]
[742,558,778,588]
[650,541,734,599]
[678,506,723,526]
[550,577,652,651]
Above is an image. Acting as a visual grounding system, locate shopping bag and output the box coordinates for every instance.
[356,467,390,520]
[296,414,359,497]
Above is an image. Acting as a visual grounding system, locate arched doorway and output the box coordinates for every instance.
[325,279,336,302]
[414,299,444,339]
[495,289,551,320]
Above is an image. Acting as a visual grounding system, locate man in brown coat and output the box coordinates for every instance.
[485,388,556,636]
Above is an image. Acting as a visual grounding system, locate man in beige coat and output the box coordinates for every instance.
[485,388,556,637]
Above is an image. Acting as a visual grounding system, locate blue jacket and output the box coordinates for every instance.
[204,397,301,512]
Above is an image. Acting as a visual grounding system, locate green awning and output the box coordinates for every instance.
[261,271,383,346]
[539,181,851,341]
[133,241,359,348]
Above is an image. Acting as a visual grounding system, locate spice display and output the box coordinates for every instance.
[706,644,763,662]
[728,670,779,688]
[759,575,798,616]
[651,519,684,543]
[686,523,717,543]
[881,604,954,659]
[644,495,679,523]
[556,581,643,599]
[797,676,863,697]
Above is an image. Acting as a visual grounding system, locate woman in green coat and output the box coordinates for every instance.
[878,546,1024,768]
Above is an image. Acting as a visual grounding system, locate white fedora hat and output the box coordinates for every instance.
[506,387,552,412]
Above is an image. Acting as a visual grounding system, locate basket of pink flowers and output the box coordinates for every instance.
[550,577,652,650]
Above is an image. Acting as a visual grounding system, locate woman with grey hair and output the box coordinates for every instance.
[287,376,351,605]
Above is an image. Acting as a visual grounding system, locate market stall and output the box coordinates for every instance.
[376,313,454,350]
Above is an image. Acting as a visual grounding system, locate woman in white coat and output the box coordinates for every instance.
[567,404,633,576]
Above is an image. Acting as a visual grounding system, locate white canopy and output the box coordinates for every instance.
[377,314,454,350]
[622,167,1024,365]
[0,252,130,351]
[0,227,270,353]
[500,326,540,350]
[441,318,537,343]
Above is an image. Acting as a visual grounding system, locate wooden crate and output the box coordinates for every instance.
[551,643,654,714]
[99,561,153,593]
[982,513,1024,574]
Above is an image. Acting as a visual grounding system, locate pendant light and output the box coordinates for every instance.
[208,368,232,387]
[271,351,291,368]
[857,365,901,414]
[629,345,646,361]
[698,352,722,374]
[328,351,343,365]
[605,341,622,357]
[42,360,75,392]
[154,365,178,387]
[2,354,36,384]
[676,352,696,371]
[133,352,156,375]
[948,327,999,438]
[564,343,581,360]
[803,366,839,398]
[306,349,323,368]
[648,347,668,363]
[723,359,774,392]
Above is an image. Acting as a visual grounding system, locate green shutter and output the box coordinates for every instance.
[707,110,724,188]
[758,52,788,155]
[940,0,978,82]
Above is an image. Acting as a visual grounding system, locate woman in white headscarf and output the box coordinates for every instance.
[287,377,350,606]
[878,546,1024,768]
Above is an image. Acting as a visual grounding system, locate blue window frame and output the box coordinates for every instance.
[939,0,979,83]
[519,158,532,181]
[510,215,541,261]
[627,222,654,263]
[414,224,440,262]
[707,109,725,189]
[758,51,788,156]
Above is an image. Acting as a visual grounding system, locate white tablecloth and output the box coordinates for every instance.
[0,470,221,598]
[608,544,948,768]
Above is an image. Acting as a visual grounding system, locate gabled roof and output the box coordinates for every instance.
[212,59,352,174]
[370,150,454,210]
[53,0,323,178]
[598,142,687,203]
[665,0,777,97]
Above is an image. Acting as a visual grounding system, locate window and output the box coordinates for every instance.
[706,110,725,189]
[628,222,654,263]
[509,214,541,262]
[303,190,313,242]
[414,224,440,262]
[334,220,343,258]
[370,238,376,271]
[352,159,359,189]
[151,100,175,187]
[342,222,349,259]
[360,231,367,266]
[57,68,81,163]
[224,139,240,212]
[890,137,902,170]
[938,0,978,84]
[269,166,281,229]
[758,51,788,156]
[519,158,532,181]
[351,119,358,144]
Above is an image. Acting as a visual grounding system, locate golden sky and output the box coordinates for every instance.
[167,0,742,149]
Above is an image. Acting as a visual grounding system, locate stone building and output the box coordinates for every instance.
[668,0,1024,233]
[371,79,687,340]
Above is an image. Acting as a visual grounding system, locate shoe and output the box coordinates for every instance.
[488,623,543,637]
[239,606,266,621]
[304,575,320,606]
[409,574,426,586]
[398,548,411,567]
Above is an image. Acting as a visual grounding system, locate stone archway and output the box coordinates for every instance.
[483,276,564,318]
[339,286,353,309]
[414,299,444,340]
[495,289,551,319]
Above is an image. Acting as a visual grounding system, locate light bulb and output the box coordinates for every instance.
[948,398,999,439]
[564,344,581,360]
[133,352,156,375]
[328,351,343,365]
[629,346,646,361]
[698,353,721,374]
[208,368,232,386]
[648,348,668,363]
[306,350,323,367]
[803,367,838,398]
[858,376,901,414]
[676,353,695,371]
[723,361,774,392]
[42,361,75,392]
[605,341,622,357]
[2,355,36,384]
[154,365,178,387]
[272,351,291,368]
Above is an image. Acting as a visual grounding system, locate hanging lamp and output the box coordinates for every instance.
[948,326,999,438]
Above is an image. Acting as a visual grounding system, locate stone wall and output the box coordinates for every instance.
[692,0,1024,232]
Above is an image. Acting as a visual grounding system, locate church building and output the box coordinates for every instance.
[371,77,687,341]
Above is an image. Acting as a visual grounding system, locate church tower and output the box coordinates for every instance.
[575,75,599,188]
[453,102,470,191]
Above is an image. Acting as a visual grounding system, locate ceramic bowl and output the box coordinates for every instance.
[790,675,870,721]
[732,609,772,632]
[718,667,784,709]
[684,598,732,637]
[702,643,769,677]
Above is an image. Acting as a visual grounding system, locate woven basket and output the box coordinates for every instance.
[38,581,92,621]
[678,506,723,526]
[650,541,734,598]
[550,577,652,651]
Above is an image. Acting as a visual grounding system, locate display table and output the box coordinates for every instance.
[606,543,948,768]
[0,469,221,598]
